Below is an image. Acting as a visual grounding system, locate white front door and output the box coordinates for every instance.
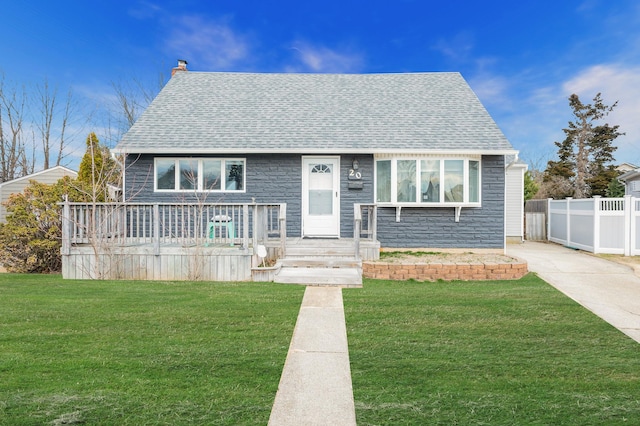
[302,157,340,237]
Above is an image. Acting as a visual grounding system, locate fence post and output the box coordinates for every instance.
[565,198,572,247]
[548,198,555,242]
[593,196,600,254]
[624,195,632,256]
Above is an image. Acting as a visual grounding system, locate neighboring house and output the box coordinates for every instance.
[616,162,638,174]
[505,158,527,243]
[618,167,640,197]
[0,166,77,222]
[62,64,518,281]
[114,68,516,250]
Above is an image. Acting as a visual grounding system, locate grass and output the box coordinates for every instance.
[0,274,304,425]
[344,274,640,425]
[3,273,640,425]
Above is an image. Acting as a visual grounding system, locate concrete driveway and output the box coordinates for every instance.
[507,241,640,343]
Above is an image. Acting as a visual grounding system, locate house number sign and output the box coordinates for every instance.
[348,168,362,180]
[348,166,363,189]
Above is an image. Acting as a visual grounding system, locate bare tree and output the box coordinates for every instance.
[0,74,33,182]
[56,88,73,166]
[36,79,76,169]
[111,71,165,136]
[36,79,55,170]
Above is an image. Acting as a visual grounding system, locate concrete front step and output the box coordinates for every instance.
[285,247,356,257]
[280,257,361,268]
[275,266,362,287]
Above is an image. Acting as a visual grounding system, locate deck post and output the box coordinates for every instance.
[354,204,361,260]
[252,204,259,250]
[279,204,287,258]
[243,204,250,250]
[61,197,71,256]
[153,204,160,256]
[370,205,377,241]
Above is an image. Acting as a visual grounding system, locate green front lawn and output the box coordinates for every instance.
[2,273,639,425]
[0,275,304,425]
[344,274,640,425]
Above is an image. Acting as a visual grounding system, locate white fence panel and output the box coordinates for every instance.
[548,196,638,256]
[633,198,640,256]
[548,199,568,244]
[597,198,626,254]
[568,199,595,252]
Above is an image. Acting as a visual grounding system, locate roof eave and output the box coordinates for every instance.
[618,169,640,182]
[112,147,518,156]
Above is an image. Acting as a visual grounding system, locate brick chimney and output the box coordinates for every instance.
[171,59,188,77]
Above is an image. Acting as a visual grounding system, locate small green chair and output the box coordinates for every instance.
[207,215,235,246]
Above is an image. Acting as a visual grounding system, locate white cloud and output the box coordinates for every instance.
[468,63,640,168]
[563,64,640,164]
[165,15,249,70]
[287,41,364,73]
[468,74,510,107]
[431,32,475,63]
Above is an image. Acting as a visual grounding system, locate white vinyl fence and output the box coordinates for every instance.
[548,196,640,256]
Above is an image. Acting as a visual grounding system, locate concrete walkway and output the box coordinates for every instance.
[268,286,357,425]
[508,241,640,343]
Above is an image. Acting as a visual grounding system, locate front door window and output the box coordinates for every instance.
[309,164,333,215]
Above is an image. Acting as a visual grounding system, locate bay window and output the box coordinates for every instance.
[155,158,245,192]
[376,160,391,202]
[375,157,481,205]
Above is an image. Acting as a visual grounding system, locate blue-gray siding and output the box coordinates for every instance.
[376,156,505,248]
[124,154,504,248]
[124,154,374,238]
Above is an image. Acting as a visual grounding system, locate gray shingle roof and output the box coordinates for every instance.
[114,72,515,154]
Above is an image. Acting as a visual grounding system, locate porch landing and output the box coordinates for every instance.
[272,238,379,287]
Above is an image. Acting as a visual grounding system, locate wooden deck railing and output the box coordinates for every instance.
[354,203,377,259]
[60,201,286,256]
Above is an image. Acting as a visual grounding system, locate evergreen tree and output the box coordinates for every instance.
[523,170,538,201]
[543,93,623,199]
[77,132,119,201]
[605,175,625,198]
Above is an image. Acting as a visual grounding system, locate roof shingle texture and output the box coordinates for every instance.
[115,72,514,154]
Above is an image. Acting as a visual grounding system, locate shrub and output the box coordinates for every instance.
[0,177,79,273]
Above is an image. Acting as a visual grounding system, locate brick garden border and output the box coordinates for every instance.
[363,258,528,281]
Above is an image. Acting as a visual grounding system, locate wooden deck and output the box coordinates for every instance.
[60,202,378,282]
[62,238,379,282]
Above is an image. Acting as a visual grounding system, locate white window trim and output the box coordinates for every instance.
[154,158,246,193]
[374,156,482,207]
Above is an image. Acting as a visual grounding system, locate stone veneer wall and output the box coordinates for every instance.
[363,260,528,281]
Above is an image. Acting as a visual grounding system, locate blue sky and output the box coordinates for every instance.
[2,0,639,169]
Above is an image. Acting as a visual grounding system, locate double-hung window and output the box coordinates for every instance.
[155,158,245,192]
[376,157,481,205]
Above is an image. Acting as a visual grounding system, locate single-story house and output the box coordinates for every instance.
[0,165,77,222]
[61,62,519,282]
